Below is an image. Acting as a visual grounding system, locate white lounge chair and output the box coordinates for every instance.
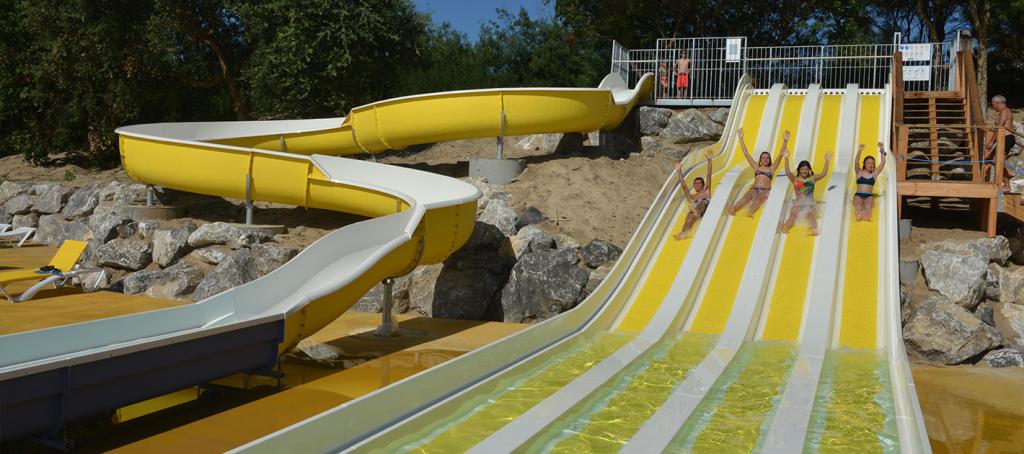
[0,223,10,233]
[0,227,36,247]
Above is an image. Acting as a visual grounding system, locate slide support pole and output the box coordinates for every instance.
[497,111,506,160]
[245,172,254,225]
[375,278,397,336]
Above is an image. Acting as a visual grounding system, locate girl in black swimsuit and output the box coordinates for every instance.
[730,128,788,216]
[673,150,713,239]
[853,142,887,221]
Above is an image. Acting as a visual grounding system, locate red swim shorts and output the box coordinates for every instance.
[676,73,689,89]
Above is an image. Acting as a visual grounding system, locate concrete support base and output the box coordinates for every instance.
[469,159,525,185]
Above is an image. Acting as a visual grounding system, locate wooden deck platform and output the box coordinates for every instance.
[0,245,189,336]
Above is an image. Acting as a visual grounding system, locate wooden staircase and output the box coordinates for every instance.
[894,48,1005,236]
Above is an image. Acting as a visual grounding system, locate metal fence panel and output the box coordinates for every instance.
[611,34,957,106]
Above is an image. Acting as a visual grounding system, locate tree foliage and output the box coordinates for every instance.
[2,0,1023,168]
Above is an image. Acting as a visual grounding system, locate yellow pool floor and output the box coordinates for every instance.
[66,312,525,453]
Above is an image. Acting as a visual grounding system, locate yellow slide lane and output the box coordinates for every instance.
[614,95,767,333]
[687,94,797,335]
[760,95,842,340]
[837,95,883,349]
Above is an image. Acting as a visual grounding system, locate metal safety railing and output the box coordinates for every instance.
[610,33,962,106]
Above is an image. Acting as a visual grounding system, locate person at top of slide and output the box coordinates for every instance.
[673,150,713,239]
[986,95,1018,191]
[730,128,787,216]
[853,142,887,222]
[780,148,832,235]
[675,51,690,99]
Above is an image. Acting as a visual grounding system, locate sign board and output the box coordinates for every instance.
[726,38,742,62]
[903,65,931,81]
[898,43,932,61]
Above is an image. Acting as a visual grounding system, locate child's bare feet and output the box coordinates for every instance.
[809,227,819,236]
[673,232,686,240]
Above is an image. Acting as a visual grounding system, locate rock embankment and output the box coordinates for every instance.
[904,235,1024,368]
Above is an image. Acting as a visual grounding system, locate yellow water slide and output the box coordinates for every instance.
[113,74,653,353]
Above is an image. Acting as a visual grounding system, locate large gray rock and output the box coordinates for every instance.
[34,214,65,245]
[30,183,70,214]
[188,247,229,265]
[3,194,33,215]
[187,222,277,247]
[510,225,556,258]
[97,238,152,270]
[515,133,583,154]
[903,295,1002,364]
[986,263,1002,301]
[901,288,913,326]
[146,262,203,299]
[993,302,1024,350]
[0,181,29,205]
[920,250,988,310]
[61,184,100,219]
[353,276,411,313]
[705,108,729,125]
[498,247,590,323]
[409,264,501,320]
[585,263,613,295]
[478,198,517,237]
[982,347,1024,368]
[580,239,622,268]
[250,243,300,276]
[136,221,162,240]
[58,220,93,245]
[152,225,196,267]
[976,300,996,326]
[98,181,153,206]
[12,213,38,229]
[932,237,1011,265]
[122,269,168,295]
[88,212,135,243]
[998,268,1024,305]
[192,249,259,300]
[638,106,673,136]
[515,206,546,230]
[659,109,724,144]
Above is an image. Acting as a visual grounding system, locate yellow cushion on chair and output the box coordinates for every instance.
[48,240,89,272]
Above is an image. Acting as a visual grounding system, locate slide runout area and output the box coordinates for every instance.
[518,90,810,453]
[0,75,656,443]
[348,88,765,454]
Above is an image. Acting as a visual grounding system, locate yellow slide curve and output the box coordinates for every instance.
[115,73,654,353]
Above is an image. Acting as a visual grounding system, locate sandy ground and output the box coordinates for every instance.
[377,137,676,246]
[2,137,677,248]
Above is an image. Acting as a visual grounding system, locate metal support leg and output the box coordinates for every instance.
[146,186,154,207]
[375,278,397,336]
[245,172,254,225]
[497,111,506,160]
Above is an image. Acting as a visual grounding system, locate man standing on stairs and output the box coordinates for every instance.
[986,95,1017,191]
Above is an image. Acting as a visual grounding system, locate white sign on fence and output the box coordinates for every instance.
[726,38,742,62]
[898,44,932,61]
[903,65,931,81]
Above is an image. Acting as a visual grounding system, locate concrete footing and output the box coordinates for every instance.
[469,159,525,185]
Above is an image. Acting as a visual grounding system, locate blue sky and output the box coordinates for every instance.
[412,0,554,41]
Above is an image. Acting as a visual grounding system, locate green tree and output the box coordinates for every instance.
[233,0,428,119]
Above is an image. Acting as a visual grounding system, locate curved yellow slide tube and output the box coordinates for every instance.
[116,74,653,352]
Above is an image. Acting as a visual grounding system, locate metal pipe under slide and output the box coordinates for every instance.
[375,278,397,336]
